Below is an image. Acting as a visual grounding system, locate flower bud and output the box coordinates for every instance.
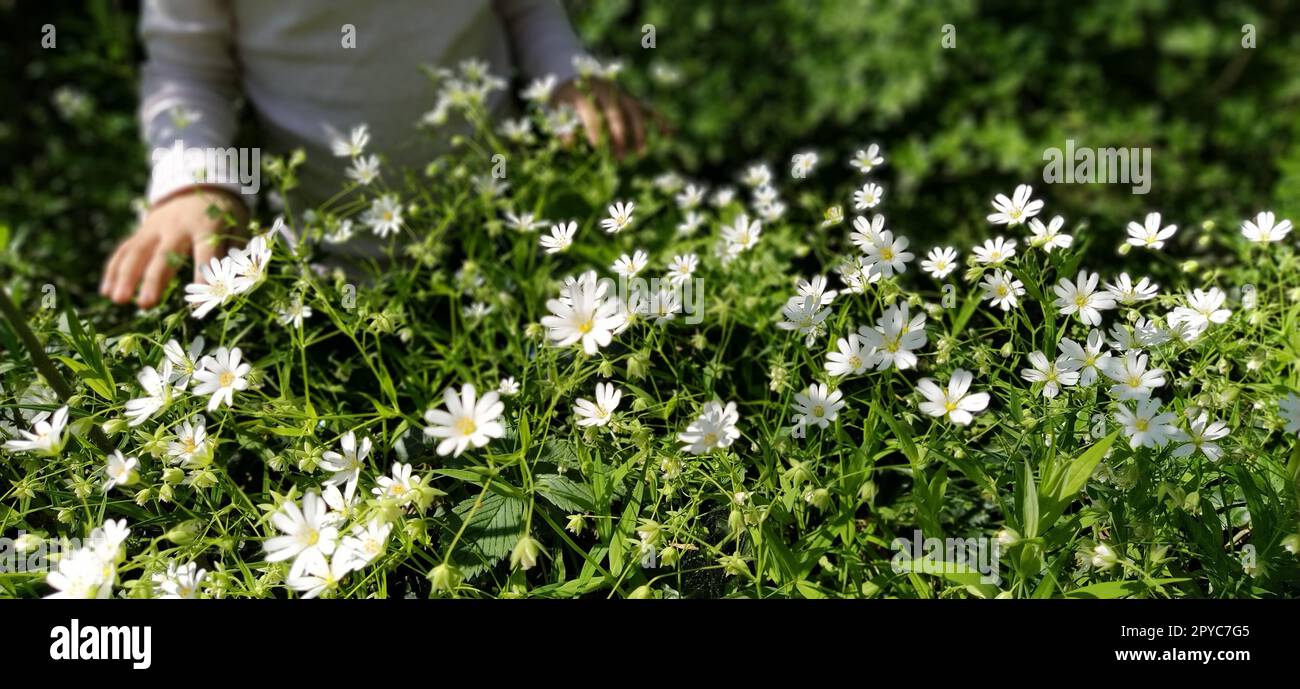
[627,584,653,599]
[510,535,544,571]
[429,562,463,593]
[102,418,128,436]
[164,520,201,545]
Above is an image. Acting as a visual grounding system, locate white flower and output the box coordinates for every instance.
[229,233,272,291]
[980,270,1025,311]
[184,256,238,319]
[346,154,380,185]
[575,382,622,428]
[521,74,557,103]
[1126,212,1177,250]
[1053,270,1116,326]
[1104,273,1159,305]
[676,184,707,209]
[853,182,884,210]
[277,297,313,329]
[1240,211,1292,244]
[917,369,990,426]
[45,546,114,599]
[796,275,837,308]
[862,230,913,277]
[1280,393,1300,435]
[505,210,547,233]
[286,551,355,599]
[1020,351,1080,399]
[264,491,340,569]
[422,384,506,457]
[973,237,1017,265]
[791,151,818,178]
[540,221,576,254]
[858,302,927,371]
[103,450,139,492]
[792,383,845,430]
[338,518,393,570]
[153,561,206,599]
[372,462,424,503]
[1102,350,1165,401]
[191,346,251,412]
[1174,413,1230,461]
[822,205,845,228]
[497,377,520,396]
[1115,398,1182,449]
[987,185,1043,226]
[1167,287,1232,340]
[167,417,209,467]
[666,253,698,286]
[742,164,771,188]
[921,246,959,279]
[838,255,882,294]
[331,124,370,157]
[1027,215,1072,252]
[612,250,649,278]
[646,287,683,323]
[850,144,885,174]
[601,201,635,234]
[678,401,741,455]
[364,195,403,238]
[541,273,626,355]
[677,210,705,235]
[826,333,874,378]
[163,336,205,388]
[1058,330,1112,386]
[849,214,887,253]
[777,294,831,341]
[321,431,371,498]
[721,213,762,255]
[4,405,69,456]
[712,186,736,207]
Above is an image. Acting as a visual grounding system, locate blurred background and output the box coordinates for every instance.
[3,0,1299,300]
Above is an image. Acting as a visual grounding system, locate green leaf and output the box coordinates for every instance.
[534,474,596,513]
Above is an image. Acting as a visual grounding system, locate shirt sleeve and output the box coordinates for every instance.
[138,0,247,206]
[493,0,588,84]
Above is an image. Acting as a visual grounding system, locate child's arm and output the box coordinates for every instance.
[102,0,248,307]
[495,0,651,158]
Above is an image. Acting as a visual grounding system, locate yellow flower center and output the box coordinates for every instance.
[455,417,478,436]
[219,371,235,388]
[577,319,594,334]
[1135,419,1150,432]
[812,405,825,417]
[304,529,320,546]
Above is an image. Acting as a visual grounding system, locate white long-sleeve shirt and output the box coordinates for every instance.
[140,0,584,208]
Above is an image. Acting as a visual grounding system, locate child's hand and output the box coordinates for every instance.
[552,77,661,159]
[100,188,249,308]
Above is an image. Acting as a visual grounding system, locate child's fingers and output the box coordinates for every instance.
[137,235,189,308]
[599,91,628,159]
[100,239,132,297]
[109,240,151,304]
[570,94,603,150]
[624,96,647,154]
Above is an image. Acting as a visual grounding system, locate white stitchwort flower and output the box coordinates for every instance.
[505,210,547,233]
[1027,215,1072,252]
[331,124,370,157]
[921,246,959,280]
[1174,413,1230,461]
[678,401,741,455]
[853,182,884,210]
[1021,351,1080,399]
[1167,287,1232,339]
[1102,350,1165,401]
[541,272,626,355]
[742,163,771,188]
[601,201,635,234]
[1104,273,1159,305]
[676,184,706,209]
[862,230,913,277]
[849,214,887,253]
[373,462,424,503]
[1059,330,1112,386]
[980,270,1025,311]
[338,518,393,570]
[917,369,990,426]
[153,561,207,599]
[184,256,238,319]
[721,213,762,256]
[163,335,205,388]
[612,250,650,278]
[791,151,818,178]
[825,333,874,378]
[1115,398,1182,449]
[1053,270,1116,326]
[666,253,699,286]
[574,382,622,427]
[540,221,577,254]
[321,431,371,497]
[1240,211,1292,244]
[364,194,403,238]
[277,297,313,329]
[192,346,251,412]
[422,383,506,457]
[103,450,139,492]
[858,302,927,371]
[4,405,68,456]
[792,383,845,430]
[167,417,209,467]
[974,237,1017,265]
[1126,212,1177,250]
[497,377,520,396]
[850,144,885,174]
[346,154,380,185]
[264,491,340,569]
[778,294,831,342]
[987,185,1043,226]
